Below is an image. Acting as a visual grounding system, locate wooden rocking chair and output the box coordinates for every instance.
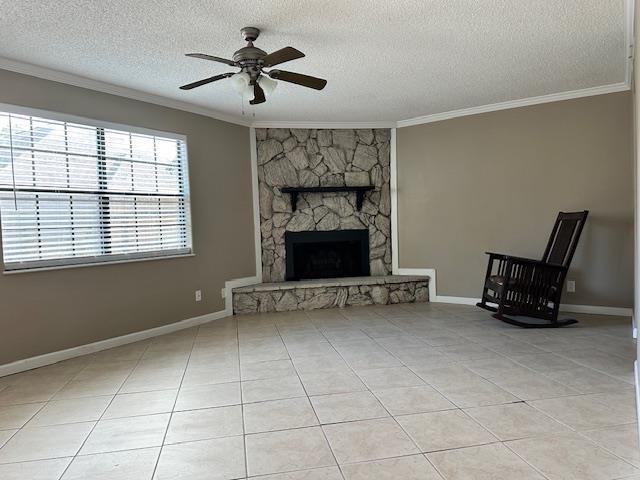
[477,211,589,328]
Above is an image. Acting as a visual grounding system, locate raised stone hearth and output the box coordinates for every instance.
[232,275,429,314]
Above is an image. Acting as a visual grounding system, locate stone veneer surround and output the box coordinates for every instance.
[257,128,392,282]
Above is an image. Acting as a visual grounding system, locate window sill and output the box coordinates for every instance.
[3,253,196,275]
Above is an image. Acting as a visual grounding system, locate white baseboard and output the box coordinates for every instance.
[434,296,479,305]
[395,267,632,316]
[0,309,228,378]
[559,303,633,316]
[396,267,479,305]
[0,274,261,378]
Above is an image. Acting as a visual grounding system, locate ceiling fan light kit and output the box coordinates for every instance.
[230,72,251,95]
[180,27,327,105]
[230,72,276,102]
[257,75,277,96]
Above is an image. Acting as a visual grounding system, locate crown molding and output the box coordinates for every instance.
[253,79,631,128]
[396,82,631,128]
[0,57,252,127]
[250,121,396,129]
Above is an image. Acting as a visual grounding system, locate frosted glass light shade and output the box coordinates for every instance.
[258,76,277,96]
[231,72,251,95]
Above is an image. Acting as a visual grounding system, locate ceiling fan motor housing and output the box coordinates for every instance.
[233,45,267,64]
[233,45,266,81]
[235,28,267,80]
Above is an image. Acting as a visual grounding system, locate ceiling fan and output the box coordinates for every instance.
[179,27,327,105]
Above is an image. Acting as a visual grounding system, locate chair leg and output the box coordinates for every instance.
[477,285,500,313]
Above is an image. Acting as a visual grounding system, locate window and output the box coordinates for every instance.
[0,109,192,271]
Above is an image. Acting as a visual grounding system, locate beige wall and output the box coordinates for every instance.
[0,69,255,365]
[397,92,633,307]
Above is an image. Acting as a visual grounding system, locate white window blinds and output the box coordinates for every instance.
[0,111,192,271]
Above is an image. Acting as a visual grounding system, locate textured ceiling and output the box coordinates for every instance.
[0,1,627,124]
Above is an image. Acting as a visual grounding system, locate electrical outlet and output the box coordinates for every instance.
[221,288,226,299]
[566,280,575,293]
[195,290,202,302]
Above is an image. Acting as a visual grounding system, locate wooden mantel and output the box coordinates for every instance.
[280,185,375,212]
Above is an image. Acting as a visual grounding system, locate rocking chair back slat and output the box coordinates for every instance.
[542,211,589,267]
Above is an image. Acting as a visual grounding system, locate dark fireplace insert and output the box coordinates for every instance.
[285,229,370,281]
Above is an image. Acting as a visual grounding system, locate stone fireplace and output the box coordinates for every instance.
[257,128,392,282]
[231,127,429,315]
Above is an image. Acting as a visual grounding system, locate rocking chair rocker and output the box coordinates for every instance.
[477,211,589,328]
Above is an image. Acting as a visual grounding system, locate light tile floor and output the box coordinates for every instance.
[0,302,638,479]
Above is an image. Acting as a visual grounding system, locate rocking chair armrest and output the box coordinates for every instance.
[507,257,567,272]
[484,252,539,264]
[484,252,512,261]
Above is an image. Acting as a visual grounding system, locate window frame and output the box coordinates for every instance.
[0,103,194,274]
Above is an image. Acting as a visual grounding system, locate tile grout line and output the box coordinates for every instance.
[274,310,347,480]
[0,355,96,441]
[353,305,591,478]
[389,309,634,410]
[55,340,156,480]
[518,402,640,471]
[0,353,119,468]
[573,425,640,468]
[429,315,640,476]
[149,328,199,480]
[453,321,640,474]
[500,439,561,480]
[237,316,251,480]
[480,336,637,392]
[398,308,568,480]
[312,307,432,468]
[350,306,508,474]
[359,305,530,474]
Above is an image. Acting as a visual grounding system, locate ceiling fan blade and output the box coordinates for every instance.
[250,82,266,105]
[268,70,327,90]
[185,53,237,67]
[262,47,305,67]
[179,73,234,90]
